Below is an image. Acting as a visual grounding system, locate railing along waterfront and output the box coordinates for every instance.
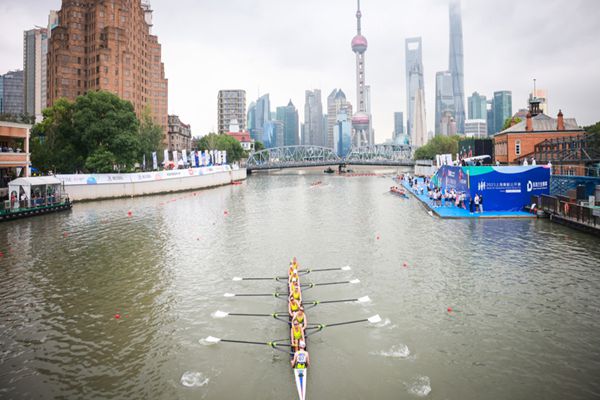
[537,194,599,228]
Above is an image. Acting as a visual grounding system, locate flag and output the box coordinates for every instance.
[182,149,188,165]
[172,150,178,165]
[152,152,158,170]
[222,151,227,165]
[142,154,146,170]
[194,151,200,167]
[163,149,169,166]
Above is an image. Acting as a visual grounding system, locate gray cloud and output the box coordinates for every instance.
[1,0,599,140]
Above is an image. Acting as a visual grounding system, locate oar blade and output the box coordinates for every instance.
[212,310,229,318]
[224,293,235,297]
[232,277,242,281]
[368,314,382,324]
[341,266,352,271]
[357,296,371,303]
[203,336,221,344]
[350,279,360,284]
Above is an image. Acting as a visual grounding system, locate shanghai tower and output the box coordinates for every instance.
[449,0,465,134]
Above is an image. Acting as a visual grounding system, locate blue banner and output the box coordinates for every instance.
[433,165,550,211]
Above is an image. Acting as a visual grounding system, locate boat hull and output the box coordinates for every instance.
[294,368,307,400]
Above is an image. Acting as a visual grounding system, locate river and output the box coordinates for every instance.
[1,172,600,399]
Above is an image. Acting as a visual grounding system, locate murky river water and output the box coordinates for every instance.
[1,172,600,399]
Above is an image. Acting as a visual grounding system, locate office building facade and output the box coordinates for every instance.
[304,89,324,146]
[167,115,191,152]
[468,91,487,120]
[275,100,299,146]
[435,71,454,135]
[449,0,465,134]
[405,37,425,142]
[492,91,512,135]
[464,119,487,138]
[23,28,49,122]
[393,111,404,138]
[0,70,25,116]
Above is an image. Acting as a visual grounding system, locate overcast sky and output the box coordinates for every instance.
[1,0,599,141]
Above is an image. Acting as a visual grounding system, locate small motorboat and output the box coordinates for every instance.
[390,187,409,198]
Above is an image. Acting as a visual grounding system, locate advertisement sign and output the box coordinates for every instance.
[433,165,550,211]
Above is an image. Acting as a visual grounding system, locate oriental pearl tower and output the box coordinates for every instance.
[351,0,372,146]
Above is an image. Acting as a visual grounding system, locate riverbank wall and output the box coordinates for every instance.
[56,165,246,201]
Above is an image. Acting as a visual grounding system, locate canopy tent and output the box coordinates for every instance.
[8,176,65,209]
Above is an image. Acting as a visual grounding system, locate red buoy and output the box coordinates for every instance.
[376,235,380,240]
[403,261,408,267]
[127,211,132,217]
[224,210,229,215]
[115,314,121,319]
[447,307,453,313]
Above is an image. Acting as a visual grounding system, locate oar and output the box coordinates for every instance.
[304,296,370,307]
[231,276,287,281]
[298,266,351,273]
[212,310,289,322]
[224,292,286,298]
[305,314,382,336]
[301,279,360,289]
[203,336,292,353]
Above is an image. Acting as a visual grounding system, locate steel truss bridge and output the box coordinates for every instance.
[246,144,414,171]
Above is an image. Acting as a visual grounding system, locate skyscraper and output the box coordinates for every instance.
[276,100,299,146]
[435,71,454,135]
[23,28,48,122]
[327,89,352,148]
[393,112,404,138]
[217,90,246,134]
[253,94,271,142]
[492,91,512,134]
[334,109,352,157]
[449,0,465,134]
[304,89,324,146]
[405,37,424,142]
[413,88,427,147]
[247,101,256,138]
[350,0,372,146]
[0,70,24,115]
[47,0,168,136]
[468,91,487,120]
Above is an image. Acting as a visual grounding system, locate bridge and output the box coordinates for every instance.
[246,144,414,171]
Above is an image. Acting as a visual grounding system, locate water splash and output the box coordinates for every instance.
[180,371,209,387]
[370,344,410,358]
[407,376,431,397]
[199,336,220,346]
[370,317,393,328]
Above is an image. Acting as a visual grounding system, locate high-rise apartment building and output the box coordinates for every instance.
[23,28,48,122]
[0,70,24,115]
[492,91,512,134]
[327,89,353,148]
[276,100,299,146]
[405,37,425,141]
[304,89,324,146]
[435,71,454,135]
[449,0,465,134]
[468,91,487,120]
[393,112,404,138]
[47,0,168,137]
[464,119,487,138]
[217,90,246,134]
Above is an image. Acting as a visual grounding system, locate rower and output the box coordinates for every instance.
[289,281,302,303]
[291,340,310,369]
[290,319,305,351]
[288,298,301,317]
[291,306,307,330]
[288,261,297,277]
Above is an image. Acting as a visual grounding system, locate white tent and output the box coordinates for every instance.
[8,176,64,209]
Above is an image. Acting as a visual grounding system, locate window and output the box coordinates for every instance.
[515,140,521,156]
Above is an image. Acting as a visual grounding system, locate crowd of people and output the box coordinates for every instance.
[288,258,310,370]
[399,173,485,214]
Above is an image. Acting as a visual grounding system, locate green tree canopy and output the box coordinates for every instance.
[414,135,461,160]
[30,91,149,173]
[254,140,265,151]
[585,121,600,154]
[195,133,245,162]
[502,116,522,131]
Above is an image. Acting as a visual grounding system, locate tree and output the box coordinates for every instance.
[585,121,600,154]
[139,105,164,164]
[502,116,522,131]
[254,141,265,151]
[414,135,461,160]
[30,91,141,173]
[196,133,246,162]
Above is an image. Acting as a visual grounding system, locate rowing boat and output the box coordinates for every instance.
[206,261,381,399]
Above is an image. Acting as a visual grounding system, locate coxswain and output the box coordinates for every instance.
[288,297,301,317]
[290,319,305,351]
[292,306,307,330]
[291,340,310,369]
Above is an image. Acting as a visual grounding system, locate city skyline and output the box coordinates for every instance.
[1,0,599,143]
